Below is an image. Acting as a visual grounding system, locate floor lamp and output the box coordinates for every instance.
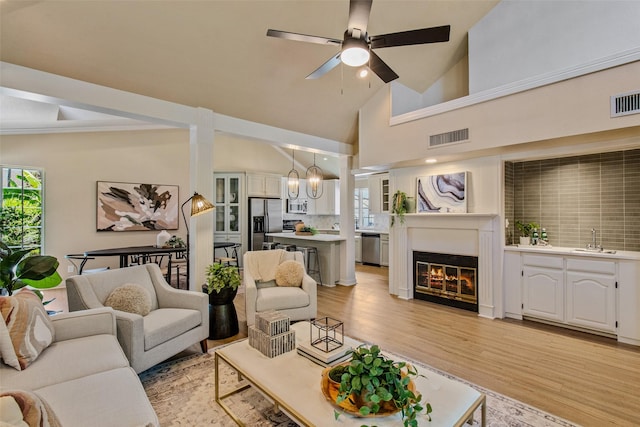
[181,192,215,288]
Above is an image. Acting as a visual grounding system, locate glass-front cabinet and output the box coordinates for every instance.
[214,173,242,241]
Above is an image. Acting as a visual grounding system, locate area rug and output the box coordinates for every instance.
[140,347,580,427]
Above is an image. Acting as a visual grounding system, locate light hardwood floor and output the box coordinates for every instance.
[219,264,640,427]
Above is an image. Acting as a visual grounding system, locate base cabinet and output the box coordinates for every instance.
[523,265,564,322]
[380,235,389,267]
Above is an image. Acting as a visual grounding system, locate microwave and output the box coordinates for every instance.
[287,199,308,214]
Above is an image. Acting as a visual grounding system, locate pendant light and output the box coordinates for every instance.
[306,154,324,199]
[287,149,300,200]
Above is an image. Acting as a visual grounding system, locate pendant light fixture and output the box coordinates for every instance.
[287,149,300,200]
[306,153,324,199]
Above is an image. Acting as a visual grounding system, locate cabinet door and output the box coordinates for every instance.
[380,238,389,266]
[246,174,264,197]
[381,176,390,212]
[503,252,523,318]
[369,175,381,214]
[566,271,616,333]
[264,175,282,198]
[355,236,362,263]
[523,266,564,322]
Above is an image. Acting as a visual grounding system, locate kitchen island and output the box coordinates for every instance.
[266,232,345,286]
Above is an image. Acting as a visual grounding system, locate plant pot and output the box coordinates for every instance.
[519,236,531,246]
[203,286,238,305]
[202,285,239,339]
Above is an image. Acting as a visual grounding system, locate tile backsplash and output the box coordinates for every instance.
[505,149,640,251]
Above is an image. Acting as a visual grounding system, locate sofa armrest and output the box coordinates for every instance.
[243,266,258,326]
[109,310,145,364]
[52,307,117,342]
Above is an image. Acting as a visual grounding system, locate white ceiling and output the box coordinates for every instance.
[0,0,499,159]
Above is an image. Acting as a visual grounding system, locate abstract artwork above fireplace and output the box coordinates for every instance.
[416,172,467,213]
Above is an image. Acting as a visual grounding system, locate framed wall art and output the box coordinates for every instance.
[416,172,468,213]
[97,181,179,231]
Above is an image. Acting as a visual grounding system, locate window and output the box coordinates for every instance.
[0,166,44,253]
[354,187,373,229]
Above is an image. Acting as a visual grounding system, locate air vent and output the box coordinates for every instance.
[611,91,640,117]
[429,128,469,147]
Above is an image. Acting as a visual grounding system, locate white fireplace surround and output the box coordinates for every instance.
[389,213,502,319]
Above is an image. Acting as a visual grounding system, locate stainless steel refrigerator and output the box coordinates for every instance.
[249,198,283,251]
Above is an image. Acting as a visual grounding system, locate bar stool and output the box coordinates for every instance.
[278,244,297,252]
[296,246,322,285]
[262,242,280,250]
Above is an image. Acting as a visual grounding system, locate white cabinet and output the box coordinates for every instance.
[247,173,281,198]
[368,173,389,214]
[380,234,389,266]
[507,250,620,336]
[214,173,243,255]
[523,260,564,322]
[566,258,616,333]
[355,235,362,263]
[307,180,339,215]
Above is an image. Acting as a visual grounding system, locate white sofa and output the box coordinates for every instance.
[244,250,317,326]
[66,263,209,373]
[0,307,159,426]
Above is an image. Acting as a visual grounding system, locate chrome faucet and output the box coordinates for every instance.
[586,228,602,251]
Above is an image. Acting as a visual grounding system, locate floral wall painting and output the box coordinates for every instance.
[97,181,179,231]
[416,172,468,213]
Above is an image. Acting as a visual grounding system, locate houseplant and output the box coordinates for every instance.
[205,262,241,299]
[515,220,540,245]
[328,344,432,426]
[391,190,409,226]
[0,240,62,296]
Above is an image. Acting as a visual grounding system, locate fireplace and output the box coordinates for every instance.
[413,251,478,312]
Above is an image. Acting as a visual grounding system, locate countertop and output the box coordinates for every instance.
[504,245,640,260]
[315,228,389,235]
[266,232,346,242]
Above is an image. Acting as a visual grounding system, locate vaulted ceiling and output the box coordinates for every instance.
[0,0,498,146]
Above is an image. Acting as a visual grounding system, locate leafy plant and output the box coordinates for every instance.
[205,262,241,294]
[164,235,186,248]
[391,190,409,227]
[515,220,540,237]
[298,225,318,235]
[0,240,62,296]
[332,344,432,427]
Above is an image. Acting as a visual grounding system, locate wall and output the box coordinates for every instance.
[505,149,640,251]
[0,128,294,280]
[468,1,640,93]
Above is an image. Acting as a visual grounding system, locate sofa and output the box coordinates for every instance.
[66,263,209,373]
[0,305,159,427]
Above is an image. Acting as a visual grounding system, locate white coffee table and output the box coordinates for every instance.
[215,321,486,426]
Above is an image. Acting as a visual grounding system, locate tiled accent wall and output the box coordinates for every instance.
[505,149,640,251]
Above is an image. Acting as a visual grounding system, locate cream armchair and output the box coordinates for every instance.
[244,250,317,327]
[66,263,209,373]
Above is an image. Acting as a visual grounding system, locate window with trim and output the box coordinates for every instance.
[0,166,44,253]
[354,187,373,230]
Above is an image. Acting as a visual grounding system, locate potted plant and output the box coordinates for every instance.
[204,262,241,305]
[0,240,62,296]
[391,190,409,227]
[515,220,540,246]
[328,344,432,426]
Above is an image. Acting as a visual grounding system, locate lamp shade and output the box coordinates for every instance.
[190,193,215,217]
[287,149,300,200]
[306,158,324,199]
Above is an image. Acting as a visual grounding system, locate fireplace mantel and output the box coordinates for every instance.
[389,213,502,319]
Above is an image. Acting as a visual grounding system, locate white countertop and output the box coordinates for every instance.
[504,245,640,260]
[315,228,389,234]
[267,232,346,242]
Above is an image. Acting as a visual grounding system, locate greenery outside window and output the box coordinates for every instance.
[0,166,44,253]
[354,187,373,230]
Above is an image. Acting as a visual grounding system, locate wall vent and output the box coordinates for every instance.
[429,128,469,147]
[611,91,640,117]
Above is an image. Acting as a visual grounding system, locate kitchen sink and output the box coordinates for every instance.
[572,248,617,254]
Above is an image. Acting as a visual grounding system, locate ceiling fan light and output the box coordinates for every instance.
[341,38,369,67]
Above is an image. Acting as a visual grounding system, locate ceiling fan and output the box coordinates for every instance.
[266,0,450,83]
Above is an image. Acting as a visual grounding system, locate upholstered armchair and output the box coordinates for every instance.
[66,263,209,373]
[244,250,317,327]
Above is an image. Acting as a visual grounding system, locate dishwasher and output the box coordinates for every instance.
[361,233,381,266]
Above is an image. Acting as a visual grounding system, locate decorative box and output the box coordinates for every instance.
[255,311,290,336]
[248,327,296,358]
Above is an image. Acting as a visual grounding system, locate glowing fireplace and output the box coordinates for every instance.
[413,251,478,312]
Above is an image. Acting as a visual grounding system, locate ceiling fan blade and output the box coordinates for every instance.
[347,0,373,33]
[370,25,451,49]
[306,53,342,80]
[267,29,341,46]
[369,51,399,83]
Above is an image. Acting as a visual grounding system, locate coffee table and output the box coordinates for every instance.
[215,321,486,426]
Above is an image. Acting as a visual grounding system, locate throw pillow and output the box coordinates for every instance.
[0,318,20,370]
[0,390,61,427]
[0,289,55,370]
[104,283,152,316]
[274,260,304,287]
